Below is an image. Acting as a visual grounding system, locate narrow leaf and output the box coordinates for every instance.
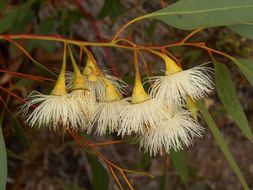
[10,4,35,34]
[0,0,8,12]
[98,0,114,19]
[214,62,253,142]
[229,23,253,39]
[98,0,124,19]
[0,8,18,34]
[27,18,57,53]
[3,36,57,79]
[197,101,249,190]
[0,114,7,190]
[170,149,188,184]
[234,58,253,87]
[6,149,24,161]
[146,0,253,30]
[138,153,151,169]
[159,169,168,190]
[1,99,30,149]
[86,153,109,190]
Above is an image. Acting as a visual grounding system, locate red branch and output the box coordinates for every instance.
[73,0,119,77]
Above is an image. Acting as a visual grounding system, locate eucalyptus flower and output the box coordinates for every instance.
[139,108,203,156]
[66,56,127,102]
[149,52,213,106]
[88,78,128,135]
[68,46,96,123]
[20,45,96,132]
[118,54,165,136]
[20,91,87,132]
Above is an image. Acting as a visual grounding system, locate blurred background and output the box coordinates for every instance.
[0,0,253,189]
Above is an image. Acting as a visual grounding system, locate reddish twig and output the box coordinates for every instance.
[90,140,127,147]
[68,130,152,190]
[0,86,28,105]
[73,0,119,77]
[0,69,55,83]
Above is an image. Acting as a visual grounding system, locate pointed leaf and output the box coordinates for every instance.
[147,0,253,30]
[98,0,124,19]
[229,23,253,39]
[6,149,24,161]
[170,149,188,184]
[86,153,109,190]
[10,8,34,34]
[233,58,253,87]
[159,169,168,190]
[0,114,7,190]
[197,101,249,190]
[27,18,57,53]
[0,0,8,12]
[1,100,30,149]
[214,62,253,142]
[0,8,18,34]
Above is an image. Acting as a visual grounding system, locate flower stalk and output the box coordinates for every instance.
[131,49,149,104]
[50,43,67,96]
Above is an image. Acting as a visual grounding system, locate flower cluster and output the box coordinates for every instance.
[20,47,213,156]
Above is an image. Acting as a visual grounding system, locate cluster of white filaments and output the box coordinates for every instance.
[118,98,165,136]
[150,65,214,105]
[139,109,204,156]
[90,98,129,135]
[20,47,213,156]
[20,46,96,132]
[20,91,90,132]
[65,59,127,102]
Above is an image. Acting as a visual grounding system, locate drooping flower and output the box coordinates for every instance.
[68,46,96,123]
[88,78,129,135]
[118,52,165,136]
[118,97,165,136]
[66,54,127,102]
[20,91,87,132]
[139,108,204,156]
[20,45,96,132]
[149,52,213,106]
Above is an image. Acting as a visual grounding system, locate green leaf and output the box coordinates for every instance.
[98,0,124,19]
[6,148,24,160]
[0,8,18,34]
[159,169,168,190]
[147,0,253,30]
[10,8,34,34]
[58,9,83,35]
[36,18,57,34]
[214,62,253,142]
[229,23,253,39]
[146,22,156,38]
[1,100,30,149]
[110,0,124,18]
[197,101,250,190]
[0,0,8,12]
[0,113,7,190]
[27,18,57,52]
[138,153,151,169]
[170,149,188,184]
[98,0,112,19]
[234,58,253,87]
[86,153,109,190]
[0,1,35,34]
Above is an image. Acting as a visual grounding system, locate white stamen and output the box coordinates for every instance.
[139,109,204,156]
[118,98,165,136]
[88,99,129,135]
[149,65,213,106]
[19,91,91,132]
[69,89,96,122]
[66,71,127,101]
